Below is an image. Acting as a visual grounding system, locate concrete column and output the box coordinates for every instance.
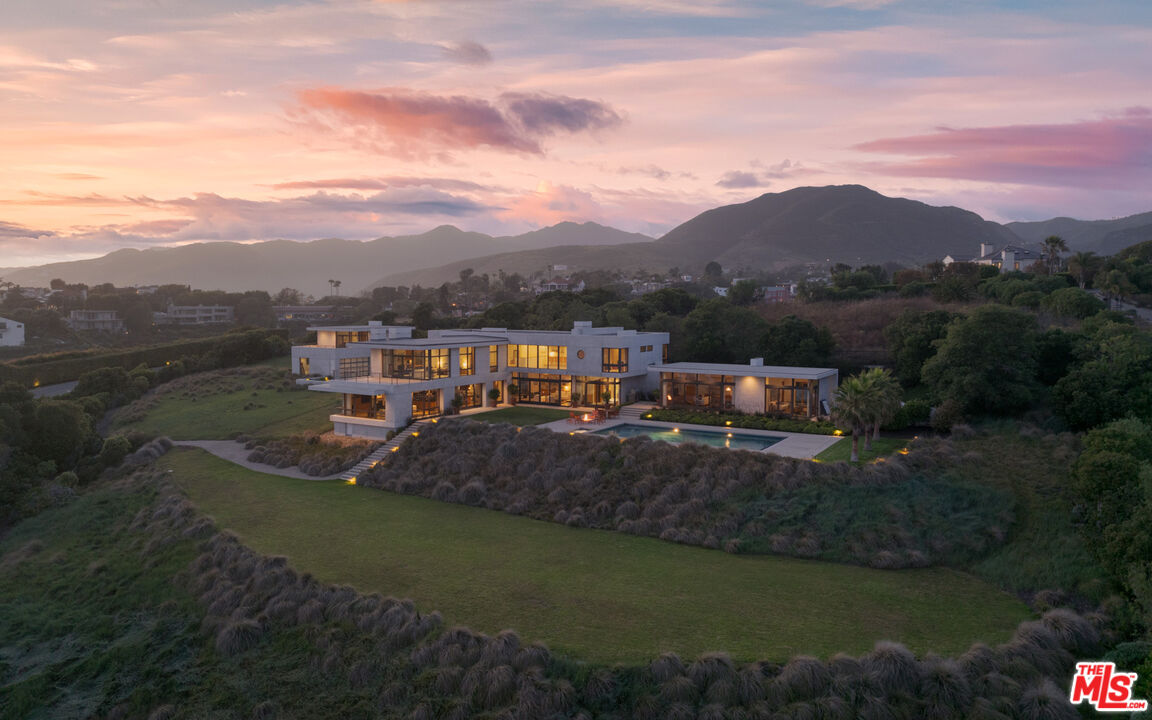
[384,391,411,427]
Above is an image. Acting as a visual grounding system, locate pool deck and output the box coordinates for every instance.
[538,415,840,459]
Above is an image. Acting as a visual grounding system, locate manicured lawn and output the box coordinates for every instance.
[465,406,571,426]
[123,384,339,440]
[164,448,1030,665]
[815,436,910,463]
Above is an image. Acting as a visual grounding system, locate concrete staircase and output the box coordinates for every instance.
[619,402,658,421]
[340,419,431,483]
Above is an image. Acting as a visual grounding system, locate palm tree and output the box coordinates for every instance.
[1042,235,1069,275]
[1067,251,1101,289]
[858,368,902,450]
[1098,269,1135,309]
[831,377,872,462]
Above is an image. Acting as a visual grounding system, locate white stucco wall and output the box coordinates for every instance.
[733,375,766,414]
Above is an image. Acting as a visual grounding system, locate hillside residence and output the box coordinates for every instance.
[0,316,25,347]
[68,309,125,332]
[944,243,1044,272]
[299,321,670,439]
[652,360,838,419]
[275,305,339,324]
[156,304,235,325]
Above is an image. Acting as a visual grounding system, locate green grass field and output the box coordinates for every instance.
[465,406,571,426]
[164,448,1031,664]
[814,436,909,462]
[120,380,339,440]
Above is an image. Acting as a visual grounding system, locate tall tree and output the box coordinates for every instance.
[1067,251,1101,289]
[858,368,902,449]
[831,376,872,462]
[1042,235,1069,275]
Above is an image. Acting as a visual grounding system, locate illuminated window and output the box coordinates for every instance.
[601,348,628,373]
[298,357,310,375]
[662,344,669,362]
[509,344,566,370]
[489,345,499,373]
[338,357,370,378]
[459,346,475,376]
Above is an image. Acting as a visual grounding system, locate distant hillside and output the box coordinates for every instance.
[1007,211,1152,256]
[0,222,651,295]
[376,185,1024,286]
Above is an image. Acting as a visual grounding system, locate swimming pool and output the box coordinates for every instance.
[590,423,783,451]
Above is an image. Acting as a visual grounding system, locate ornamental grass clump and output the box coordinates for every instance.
[358,419,1013,568]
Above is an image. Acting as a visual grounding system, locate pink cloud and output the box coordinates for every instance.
[269,176,494,192]
[294,87,622,157]
[854,108,1152,189]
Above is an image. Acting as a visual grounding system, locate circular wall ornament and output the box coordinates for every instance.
[576,349,585,359]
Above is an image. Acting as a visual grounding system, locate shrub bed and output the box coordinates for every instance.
[114,366,298,426]
[643,408,839,434]
[360,421,1014,569]
[243,432,379,476]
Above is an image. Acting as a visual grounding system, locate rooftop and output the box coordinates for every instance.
[652,361,837,380]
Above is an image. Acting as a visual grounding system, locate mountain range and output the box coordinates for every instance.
[4,185,1150,293]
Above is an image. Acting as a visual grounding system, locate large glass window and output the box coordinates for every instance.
[765,378,815,417]
[412,390,440,419]
[601,348,628,373]
[338,357,370,378]
[298,357,310,375]
[455,383,483,410]
[459,347,475,376]
[489,345,499,373]
[382,348,452,380]
[342,393,386,419]
[509,344,567,370]
[661,373,734,411]
[334,331,369,348]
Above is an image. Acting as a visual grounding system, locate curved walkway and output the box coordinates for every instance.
[172,440,343,481]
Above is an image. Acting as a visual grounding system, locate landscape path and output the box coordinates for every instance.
[172,440,344,481]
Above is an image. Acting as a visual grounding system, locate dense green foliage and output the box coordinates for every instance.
[1072,418,1152,630]
[921,305,1042,418]
[363,420,1013,569]
[1053,319,1152,430]
[243,431,379,476]
[884,309,958,386]
[642,408,837,434]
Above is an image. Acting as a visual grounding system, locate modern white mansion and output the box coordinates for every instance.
[294,320,838,439]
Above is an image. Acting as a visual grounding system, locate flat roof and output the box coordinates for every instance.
[651,362,837,380]
[361,333,507,349]
[308,325,377,332]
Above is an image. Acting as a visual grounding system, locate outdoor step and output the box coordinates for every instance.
[338,420,432,482]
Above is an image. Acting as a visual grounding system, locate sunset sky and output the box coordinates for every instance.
[2,0,1151,267]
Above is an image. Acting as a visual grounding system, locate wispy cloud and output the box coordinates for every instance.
[268,177,496,192]
[294,87,623,157]
[439,40,493,66]
[854,108,1152,189]
[716,170,766,189]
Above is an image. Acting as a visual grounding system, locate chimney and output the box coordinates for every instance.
[750,357,764,366]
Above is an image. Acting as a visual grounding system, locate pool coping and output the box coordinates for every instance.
[538,416,841,459]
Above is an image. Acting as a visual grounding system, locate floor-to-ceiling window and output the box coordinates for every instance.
[660,373,734,411]
[342,393,386,419]
[411,389,441,418]
[509,344,567,369]
[765,377,815,417]
[459,346,475,376]
[382,348,452,380]
[455,383,483,409]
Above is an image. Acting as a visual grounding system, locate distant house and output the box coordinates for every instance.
[157,304,235,325]
[537,277,585,294]
[945,243,1044,273]
[68,309,125,332]
[761,285,795,303]
[275,305,338,324]
[0,316,25,347]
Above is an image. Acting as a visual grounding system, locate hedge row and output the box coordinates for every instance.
[643,408,839,435]
[0,328,288,387]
